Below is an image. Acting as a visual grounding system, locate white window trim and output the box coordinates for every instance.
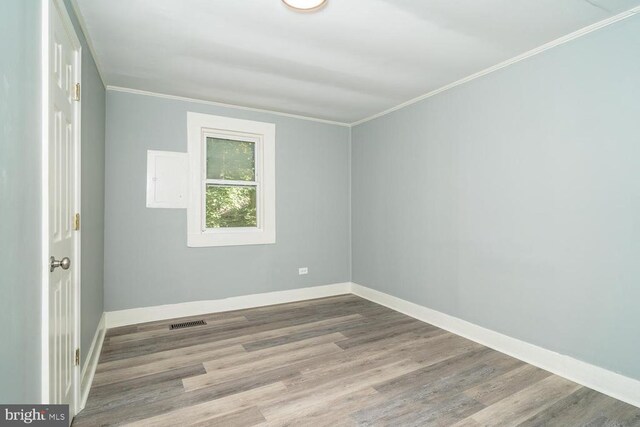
[187,112,276,247]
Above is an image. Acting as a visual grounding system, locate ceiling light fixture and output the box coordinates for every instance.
[282,0,327,12]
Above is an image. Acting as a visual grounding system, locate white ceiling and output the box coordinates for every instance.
[75,0,639,124]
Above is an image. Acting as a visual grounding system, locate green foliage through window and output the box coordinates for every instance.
[206,185,257,228]
[205,137,258,228]
[206,137,255,181]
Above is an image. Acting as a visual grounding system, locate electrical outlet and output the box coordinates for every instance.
[298,267,308,275]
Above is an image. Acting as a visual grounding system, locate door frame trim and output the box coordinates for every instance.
[41,0,83,413]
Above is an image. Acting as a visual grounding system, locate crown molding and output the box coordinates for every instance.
[350,6,640,127]
[68,2,639,128]
[106,86,351,127]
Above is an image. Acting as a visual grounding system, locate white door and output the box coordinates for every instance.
[48,0,81,418]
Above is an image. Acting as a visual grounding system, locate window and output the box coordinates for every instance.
[187,112,275,247]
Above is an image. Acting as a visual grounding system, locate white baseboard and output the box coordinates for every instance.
[80,312,106,410]
[351,282,640,409]
[105,282,352,329]
[97,281,639,408]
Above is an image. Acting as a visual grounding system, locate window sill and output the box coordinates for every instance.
[187,229,276,247]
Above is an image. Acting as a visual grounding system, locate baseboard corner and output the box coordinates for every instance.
[79,312,106,411]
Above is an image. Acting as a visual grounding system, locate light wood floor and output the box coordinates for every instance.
[74,295,640,426]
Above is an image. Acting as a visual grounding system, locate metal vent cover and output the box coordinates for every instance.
[170,320,207,330]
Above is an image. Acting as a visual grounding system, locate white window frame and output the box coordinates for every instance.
[187,112,275,247]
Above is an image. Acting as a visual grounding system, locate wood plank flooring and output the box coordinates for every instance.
[74,295,640,426]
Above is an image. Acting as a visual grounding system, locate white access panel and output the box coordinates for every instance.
[146,150,188,208]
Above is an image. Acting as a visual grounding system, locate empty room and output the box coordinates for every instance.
[2,0,640,425]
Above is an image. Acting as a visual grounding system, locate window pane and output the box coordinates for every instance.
[206,137,255,181]
[206,185,257,228]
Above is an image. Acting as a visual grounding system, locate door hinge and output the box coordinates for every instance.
[75,348,80,366]
[74,213,80,231]
[74,83,81,101]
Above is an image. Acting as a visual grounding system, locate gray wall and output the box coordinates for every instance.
[104,91,351,310]
[352,15,640,380]
[63,0,106,363]
[0,0,43,404]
